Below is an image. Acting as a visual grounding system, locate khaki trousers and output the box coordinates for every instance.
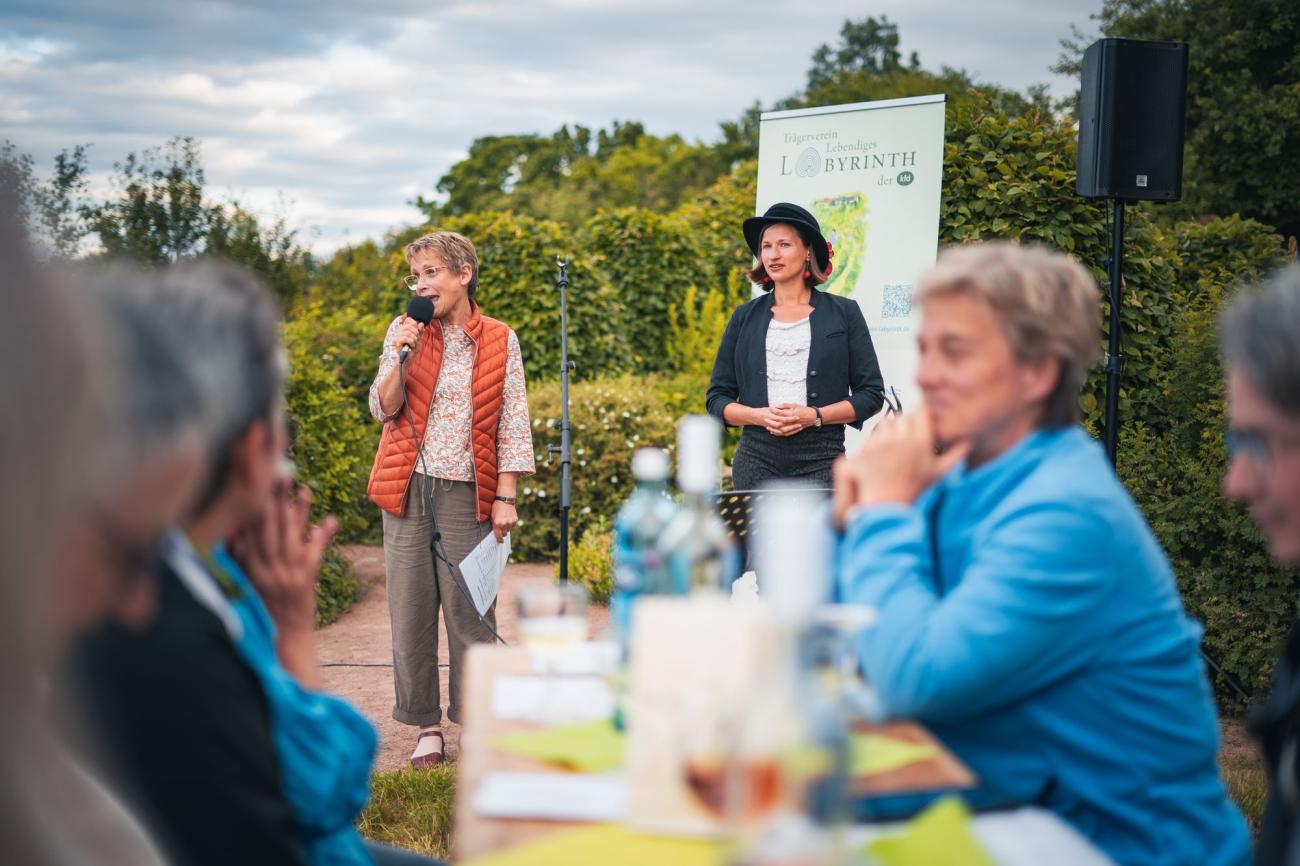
[383,475,496,726]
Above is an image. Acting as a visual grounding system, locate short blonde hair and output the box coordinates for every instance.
[917,242,1101,428]
[406,231,479,299]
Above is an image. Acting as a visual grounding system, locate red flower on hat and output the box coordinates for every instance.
[825,261,834,275]
[826,242,835,260]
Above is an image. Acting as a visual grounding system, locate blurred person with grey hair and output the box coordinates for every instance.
[0,189,206,862]
[833,243,1249,865]
[63,262,439,866]
[1220,265,1300,866]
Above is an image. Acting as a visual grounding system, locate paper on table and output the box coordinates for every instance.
[461,531,510,617]
[492,675,615,724]
[460,824,726,866]
[472,771,628,822]
[865,796,996,866]
[491,719,625,773]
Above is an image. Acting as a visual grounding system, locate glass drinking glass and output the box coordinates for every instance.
[516,582,590,662]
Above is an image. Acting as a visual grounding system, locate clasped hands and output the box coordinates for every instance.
[750,403,818,437]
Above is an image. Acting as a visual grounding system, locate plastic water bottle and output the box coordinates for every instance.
[611,447,679,656]
[658,415,740,595]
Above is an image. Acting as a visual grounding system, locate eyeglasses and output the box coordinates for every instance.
[403,266,449,291]
[1225,427,1300,467]
[882,386,904,416]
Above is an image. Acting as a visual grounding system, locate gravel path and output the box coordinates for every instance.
[320,545,608,772]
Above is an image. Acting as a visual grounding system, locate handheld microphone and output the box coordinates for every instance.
[400,296,435,363]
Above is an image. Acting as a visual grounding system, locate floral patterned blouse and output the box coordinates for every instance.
[369,317,535,481]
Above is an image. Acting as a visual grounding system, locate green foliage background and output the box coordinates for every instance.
[8,12,1298,704]
[294,92,1292,704]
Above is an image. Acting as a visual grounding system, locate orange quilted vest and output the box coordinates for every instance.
[367,305,511,521]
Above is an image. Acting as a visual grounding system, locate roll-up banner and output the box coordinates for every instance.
[755,94,946,443]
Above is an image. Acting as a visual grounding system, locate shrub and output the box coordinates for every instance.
[579,208,705,373]
[515,374,682,561]
[315,546,361,626]
[284,302,390,419]
[437,211,634,383]
[562,516,615,605]
[284,324,379,544]
[1114,216,1295,705]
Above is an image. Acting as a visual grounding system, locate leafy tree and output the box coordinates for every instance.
[206,203,311,310]
[88,137,212,263]
[35,145,91,258]
[791,16,1053,119]
[1,141,92,258]
[417,125,594,219]
[418,122,731,227]
[301,237,407,318]
[1060,0,1300,240]
[0,141,35,228]
[806,16,918,90]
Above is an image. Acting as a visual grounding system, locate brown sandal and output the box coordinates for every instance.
[410,730,445,769]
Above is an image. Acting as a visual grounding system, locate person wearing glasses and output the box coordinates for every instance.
[368,231,535,769]
[832,243,1249,866]
[707,202,884,490]
[1219,266,1300,866]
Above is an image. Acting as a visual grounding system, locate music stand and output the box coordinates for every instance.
[713,486,833,569]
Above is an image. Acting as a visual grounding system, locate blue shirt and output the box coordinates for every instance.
[213,548,378,866]
[837,427,1250,866]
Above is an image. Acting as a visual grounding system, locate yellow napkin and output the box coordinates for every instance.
[865,797,995,866]
[491,719,624,773]
[851,733,940,777]
[461,824,725,866]
[784,733,941,780]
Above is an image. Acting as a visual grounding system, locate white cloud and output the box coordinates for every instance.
[0,0,1101,255]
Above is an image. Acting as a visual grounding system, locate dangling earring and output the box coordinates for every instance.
[803,259,811,280]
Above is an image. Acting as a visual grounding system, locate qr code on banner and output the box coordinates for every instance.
[881,283,913,319]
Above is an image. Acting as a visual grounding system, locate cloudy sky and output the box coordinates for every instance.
[1,0,1100,255]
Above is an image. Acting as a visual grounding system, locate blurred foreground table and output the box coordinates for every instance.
[453,644,977,862]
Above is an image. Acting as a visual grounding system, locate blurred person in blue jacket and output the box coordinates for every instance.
[832,243,1249,866]
[1220,265,1300,866]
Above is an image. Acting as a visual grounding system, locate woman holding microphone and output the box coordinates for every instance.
[707,202,884,488]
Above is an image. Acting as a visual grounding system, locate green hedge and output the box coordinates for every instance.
[1115,216,1295,704]
[512,373,686,561]
[284,320,379,544]
[285,96,1297,704]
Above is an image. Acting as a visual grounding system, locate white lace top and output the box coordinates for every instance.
[765,316,810,407]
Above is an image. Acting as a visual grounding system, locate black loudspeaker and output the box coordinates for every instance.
[1076,38,1189,201]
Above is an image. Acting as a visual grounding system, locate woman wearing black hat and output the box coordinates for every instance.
[707,202,884,489]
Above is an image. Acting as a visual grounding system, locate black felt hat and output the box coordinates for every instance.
[742,202,830,271]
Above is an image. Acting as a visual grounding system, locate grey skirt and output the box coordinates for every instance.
[730,424,844,490]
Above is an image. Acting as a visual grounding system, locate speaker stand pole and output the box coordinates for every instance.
[546,257,575,584]
[1103,198,1126,467]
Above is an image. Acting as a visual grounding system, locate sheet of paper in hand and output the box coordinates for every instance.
[461,532,510,617]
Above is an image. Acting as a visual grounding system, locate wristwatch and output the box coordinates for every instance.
[494,495,517,504]
[813,407,823,427]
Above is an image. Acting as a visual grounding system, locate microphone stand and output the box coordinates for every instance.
[546,257,575,584]
[1103,198,1126,466]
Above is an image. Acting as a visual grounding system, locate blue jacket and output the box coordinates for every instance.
[215,548,378,866]
[836,427,1250,866]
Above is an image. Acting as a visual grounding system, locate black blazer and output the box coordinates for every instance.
[60,560,307,866]
[706,289,885,429]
